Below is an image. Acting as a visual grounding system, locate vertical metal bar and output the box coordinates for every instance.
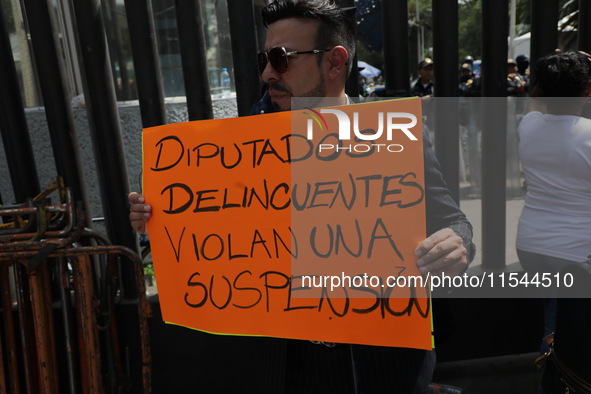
[0,264,20,394]
[71,0,139,297]
[227,0,262,116]
[13,264,38,393]
[0,3,40,202]
[432,0,460,202]
[28,264,59,393]
[41,262,60,393]
[382,0,409,96]
[101,254,125,391]
[174,0,214,121]
[101,319,122,392]
[0,344,5,394]
[481,1,509,97]
[21,0,90,216]
[0,308,6,393]
[530,0,558,83]
[106,302,125,392]
[58,259,80,394]
[103,0,131,101]
[130,251,152,394]
[578,0,591,54]
[124,0,167,127]
[432,0,458,98]
[72,263,89,394]
[335,0,359,99]
[481,0,508,270]
[73,256,104,394]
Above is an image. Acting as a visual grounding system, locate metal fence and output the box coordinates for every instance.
[0,178,151,393]
[1,0,591,392]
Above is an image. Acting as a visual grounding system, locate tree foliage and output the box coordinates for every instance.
[354,0,580,74]
[458,0,482,61]
[407,0,433,57]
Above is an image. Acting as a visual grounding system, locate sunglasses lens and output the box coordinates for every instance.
[268,47,288,73]
[257,52,268,74]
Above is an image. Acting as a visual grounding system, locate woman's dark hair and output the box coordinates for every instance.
[262,0,356,76]
[534,51,591,97]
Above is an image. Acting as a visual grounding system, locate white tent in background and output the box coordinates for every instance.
[510,32,531,59]
[358,60,381,79]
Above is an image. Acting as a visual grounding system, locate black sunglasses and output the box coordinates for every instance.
[257,46,332,74]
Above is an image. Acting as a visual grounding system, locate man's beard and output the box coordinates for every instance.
[269,74,326,112]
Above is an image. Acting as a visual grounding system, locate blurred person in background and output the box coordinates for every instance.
[507,58,527,96]
[411,58,434,97]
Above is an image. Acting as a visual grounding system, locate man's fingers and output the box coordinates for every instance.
[417,246,467,276]
[414,228,454,258]
[128,192,145,204]
[129,211,151,221]
[130,203,151,214]
[415,228,467,276]
[128,192,151,234]
[416,240,462,272]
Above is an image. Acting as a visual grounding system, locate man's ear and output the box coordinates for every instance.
[584,80,591,97]
[326,46,349,80]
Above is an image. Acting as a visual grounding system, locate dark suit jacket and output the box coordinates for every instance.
[249,94,475,394]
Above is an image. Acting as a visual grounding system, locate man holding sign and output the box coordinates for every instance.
[130,0,474,392]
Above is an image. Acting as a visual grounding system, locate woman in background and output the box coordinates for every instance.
[516,51,591,391]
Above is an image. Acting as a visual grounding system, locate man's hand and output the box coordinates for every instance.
[414,228,468,277]
[128,192,152,234]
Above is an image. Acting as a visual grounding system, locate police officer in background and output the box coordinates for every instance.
[507,58,527,97]
[515,54,530,94]
[515,54,530,80]
[411,58,434,97]
[458,62,480,97]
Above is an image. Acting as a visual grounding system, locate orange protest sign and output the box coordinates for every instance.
[142,98,430,350]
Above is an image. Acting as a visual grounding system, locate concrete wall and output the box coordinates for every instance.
[0,97,238,234]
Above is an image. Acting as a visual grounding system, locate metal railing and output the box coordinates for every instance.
[0,178,151,393]
[1,2,591,390]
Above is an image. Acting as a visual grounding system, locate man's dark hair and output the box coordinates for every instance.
[535,51,591,97]
[262,0,356,76]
